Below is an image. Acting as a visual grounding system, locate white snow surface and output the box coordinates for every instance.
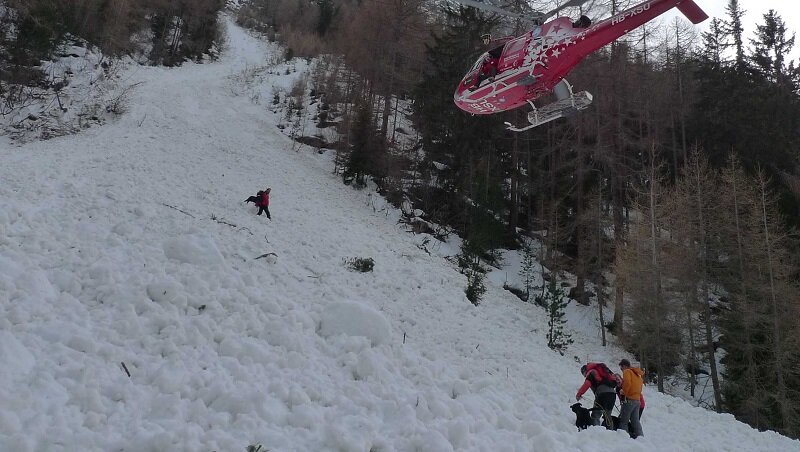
[1,16,798,452]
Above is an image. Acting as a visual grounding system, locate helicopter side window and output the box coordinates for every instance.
[503,37,527,60]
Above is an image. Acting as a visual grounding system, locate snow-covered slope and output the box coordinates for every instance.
[1,17,797,452]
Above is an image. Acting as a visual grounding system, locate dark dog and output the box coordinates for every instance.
[244,195,260,204]
[571,403,593,431]
[572,403,629,432]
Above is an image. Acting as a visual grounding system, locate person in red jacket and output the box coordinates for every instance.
[576,363,618,428]
[639,393,645,419]
[257,187,271,219]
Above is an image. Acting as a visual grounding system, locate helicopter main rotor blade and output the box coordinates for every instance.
[450,0,528,20]
[541,0,590,20]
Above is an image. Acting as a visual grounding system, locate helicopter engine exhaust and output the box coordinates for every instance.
[553,80,572,101]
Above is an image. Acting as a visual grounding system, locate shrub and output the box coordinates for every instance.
[464,268,486,306]
[344,257,374,272]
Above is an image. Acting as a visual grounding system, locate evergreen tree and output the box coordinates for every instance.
[700,18,726,67]
[668,148,723,410]
[343,101,385,188]
[315,0,337,37]
[750,10,800,91]
[689,9,800,224]
[717,155,773,429]
[723,0,747,70]
[411,7,509,237]
[519,239,537,299]
[716,158,800,436]
[544,279,573,354]
[459,233,487,306]
[616,148,681,391]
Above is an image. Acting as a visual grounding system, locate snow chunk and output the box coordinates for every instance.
[146,279,186,308]
[0,331,35,382]
[318,300,391,346]
[0,253,56,301]
[163,235,225,266]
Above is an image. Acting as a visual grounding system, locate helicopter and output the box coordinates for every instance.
[452,0,708,131]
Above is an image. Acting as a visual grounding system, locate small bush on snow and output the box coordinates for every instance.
[344,257,374,272]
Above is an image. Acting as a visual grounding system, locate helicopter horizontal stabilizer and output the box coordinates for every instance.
[504,91,593,132]
[676,0,708,24]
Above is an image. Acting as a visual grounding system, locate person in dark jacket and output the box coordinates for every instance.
[576,363,617,428]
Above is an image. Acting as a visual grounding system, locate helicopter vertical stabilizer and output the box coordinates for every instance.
[676,0,708,24]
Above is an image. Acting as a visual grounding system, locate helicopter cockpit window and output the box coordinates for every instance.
[470,54,486,72]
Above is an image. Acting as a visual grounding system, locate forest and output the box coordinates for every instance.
[2,0,799,439]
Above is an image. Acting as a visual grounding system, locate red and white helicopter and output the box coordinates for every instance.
[453,0,708,131]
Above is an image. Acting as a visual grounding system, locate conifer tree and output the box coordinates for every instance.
[752,169,799,435]
[669,148,723,410]
[519,239,537,299]
[544,279,573,354]
[717,158,800,436]
[412,7,510,243]
[717,155,771,427]
[724,0,747,70]
[459,232,487,306]
[616,147,681,391]
[343,101,384,188]
[750,10,800,91]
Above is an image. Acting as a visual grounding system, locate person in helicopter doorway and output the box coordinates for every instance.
[473,54,499,89]
[573,14,591,28]
[469,33,511,91]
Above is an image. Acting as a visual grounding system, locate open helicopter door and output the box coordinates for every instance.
[504,80,593,132]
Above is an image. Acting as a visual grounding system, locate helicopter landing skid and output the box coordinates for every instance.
[504,90,593,132]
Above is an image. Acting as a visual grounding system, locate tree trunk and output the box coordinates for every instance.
[575,139,588,305]
[647,145,664,392]
[597,187,607,346]
[613,178,625,335]
[510,121,520,234]
[758,174,791,431]
[694,158,723,411]
[685,287,697,397]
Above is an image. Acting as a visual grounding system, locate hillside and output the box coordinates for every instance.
[1,17,798,452]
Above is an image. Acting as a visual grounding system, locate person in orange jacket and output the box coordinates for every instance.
[617,359,644,438]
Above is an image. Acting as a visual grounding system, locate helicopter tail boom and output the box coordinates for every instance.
[676,0,707,24]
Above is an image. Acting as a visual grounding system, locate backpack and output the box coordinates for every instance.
[586,363,618,389]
